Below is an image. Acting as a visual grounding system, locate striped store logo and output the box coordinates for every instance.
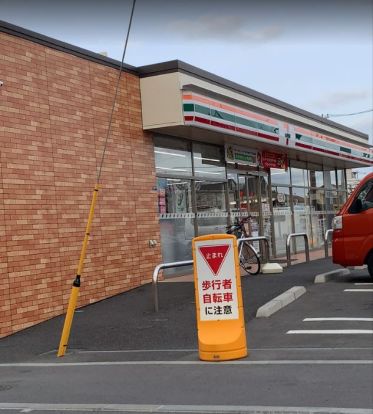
[183,93,373,166]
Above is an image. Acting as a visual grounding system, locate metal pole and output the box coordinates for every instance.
[304,234,310,262]
[286,234,292,267]
[153,260,193,312]
[324,229,333,257]
[57,184,99,357]
[286,232,309,267]
[238,236,270,264]
[57,0,137,357]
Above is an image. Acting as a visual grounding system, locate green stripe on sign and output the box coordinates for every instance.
[195,104,211,116]
[235,115,257,129]
[211,109,235,122]
[183,103,194,112]
[340,147,352,154]
[234,116,277,134]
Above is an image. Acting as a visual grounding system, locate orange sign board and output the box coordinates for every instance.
[192,234,248,361]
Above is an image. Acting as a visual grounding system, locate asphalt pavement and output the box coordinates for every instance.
[1,258,373,413]
[0,257,350,363]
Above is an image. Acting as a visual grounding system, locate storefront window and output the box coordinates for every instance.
[195,181,228,236]
[326,169,337,187]
[272,186,292,256]
[337,169,346,190]
[291,167,307,187]
[325,188,339,213]
[154,135,193,176]
[227,173,240,216]
[292,187,311,250]
[338,191,347,208]
[193,142,226,179]
[154,134,345,263]
[157,178,194,268]
[292,187,307,209]
[308,164,324,188]
[308,186,326,248]
[270,168,290,185]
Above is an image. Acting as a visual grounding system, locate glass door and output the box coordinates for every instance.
[227,171,269,238]
[246,175,260,237]
[195,180,228,236]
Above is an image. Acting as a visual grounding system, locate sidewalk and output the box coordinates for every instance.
[0,257,346,364]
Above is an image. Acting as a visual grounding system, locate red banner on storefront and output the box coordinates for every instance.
[261,151,288,169]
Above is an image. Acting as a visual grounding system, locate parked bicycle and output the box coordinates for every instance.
[226,216,261,275]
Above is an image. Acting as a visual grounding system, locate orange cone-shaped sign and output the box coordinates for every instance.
[192,234,248,361]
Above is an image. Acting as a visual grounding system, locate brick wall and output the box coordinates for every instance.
[0,32,162,337]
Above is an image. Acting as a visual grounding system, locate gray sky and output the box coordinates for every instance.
[1,0,372,174]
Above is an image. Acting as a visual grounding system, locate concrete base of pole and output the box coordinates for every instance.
[261,262,283,274]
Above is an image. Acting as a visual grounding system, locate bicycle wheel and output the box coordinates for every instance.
[239,242,260,275]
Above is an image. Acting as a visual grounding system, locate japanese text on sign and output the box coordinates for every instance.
[195,240,239,321]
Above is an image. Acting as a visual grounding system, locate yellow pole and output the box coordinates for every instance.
[57,184,99,357]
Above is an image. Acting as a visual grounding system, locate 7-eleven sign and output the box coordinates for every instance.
[198,244,230,276]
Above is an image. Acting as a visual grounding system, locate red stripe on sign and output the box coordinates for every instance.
[257,131,279,142]
[194,116,211,125]
[192,117,279,142]
[211,120,236,131]
[236,126,258,137]
[184,115,194,122]
[295,142,339,156]
[295,142,313,151]
[295,142,373,164]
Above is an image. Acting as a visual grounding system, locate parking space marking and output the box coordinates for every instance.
[303,317,373,322]
[343,289,373,292]
[354,283,373,285]
[75,349,198,354]
[1,360,373,367]
[0,403,372,413]
[287,330,373,334]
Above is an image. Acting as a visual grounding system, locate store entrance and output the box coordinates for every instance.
[227,171,270,242]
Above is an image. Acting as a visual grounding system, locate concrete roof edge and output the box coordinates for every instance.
[0,20,137,74]
[138,60,369,142]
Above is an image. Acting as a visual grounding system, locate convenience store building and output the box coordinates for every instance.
[1,21,372,337]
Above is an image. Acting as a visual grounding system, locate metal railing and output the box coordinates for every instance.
[152,260,193,312]
[152,236,271,312]
[286,233,310,267]
[238,236,270,264]
[324,229,333,257]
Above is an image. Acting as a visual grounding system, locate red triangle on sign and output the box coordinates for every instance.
[199,244,231,276]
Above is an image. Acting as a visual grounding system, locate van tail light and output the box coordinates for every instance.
[332,215,343,230]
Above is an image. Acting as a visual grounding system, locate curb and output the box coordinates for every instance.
[256,286,306,318]
[314,268,350,283]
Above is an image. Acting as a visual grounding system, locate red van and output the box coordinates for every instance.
[332,172,373,279]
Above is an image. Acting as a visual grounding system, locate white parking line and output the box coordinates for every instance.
[354,283,373,285]
[0,403,372,413]
[287,330,373,334]
[0,360,372,367]
[344,289,373,292]
[303,318,373,322]
[76,349,198,354]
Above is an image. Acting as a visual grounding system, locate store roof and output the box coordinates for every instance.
[138,60,369,143]
[1,19,370,144]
